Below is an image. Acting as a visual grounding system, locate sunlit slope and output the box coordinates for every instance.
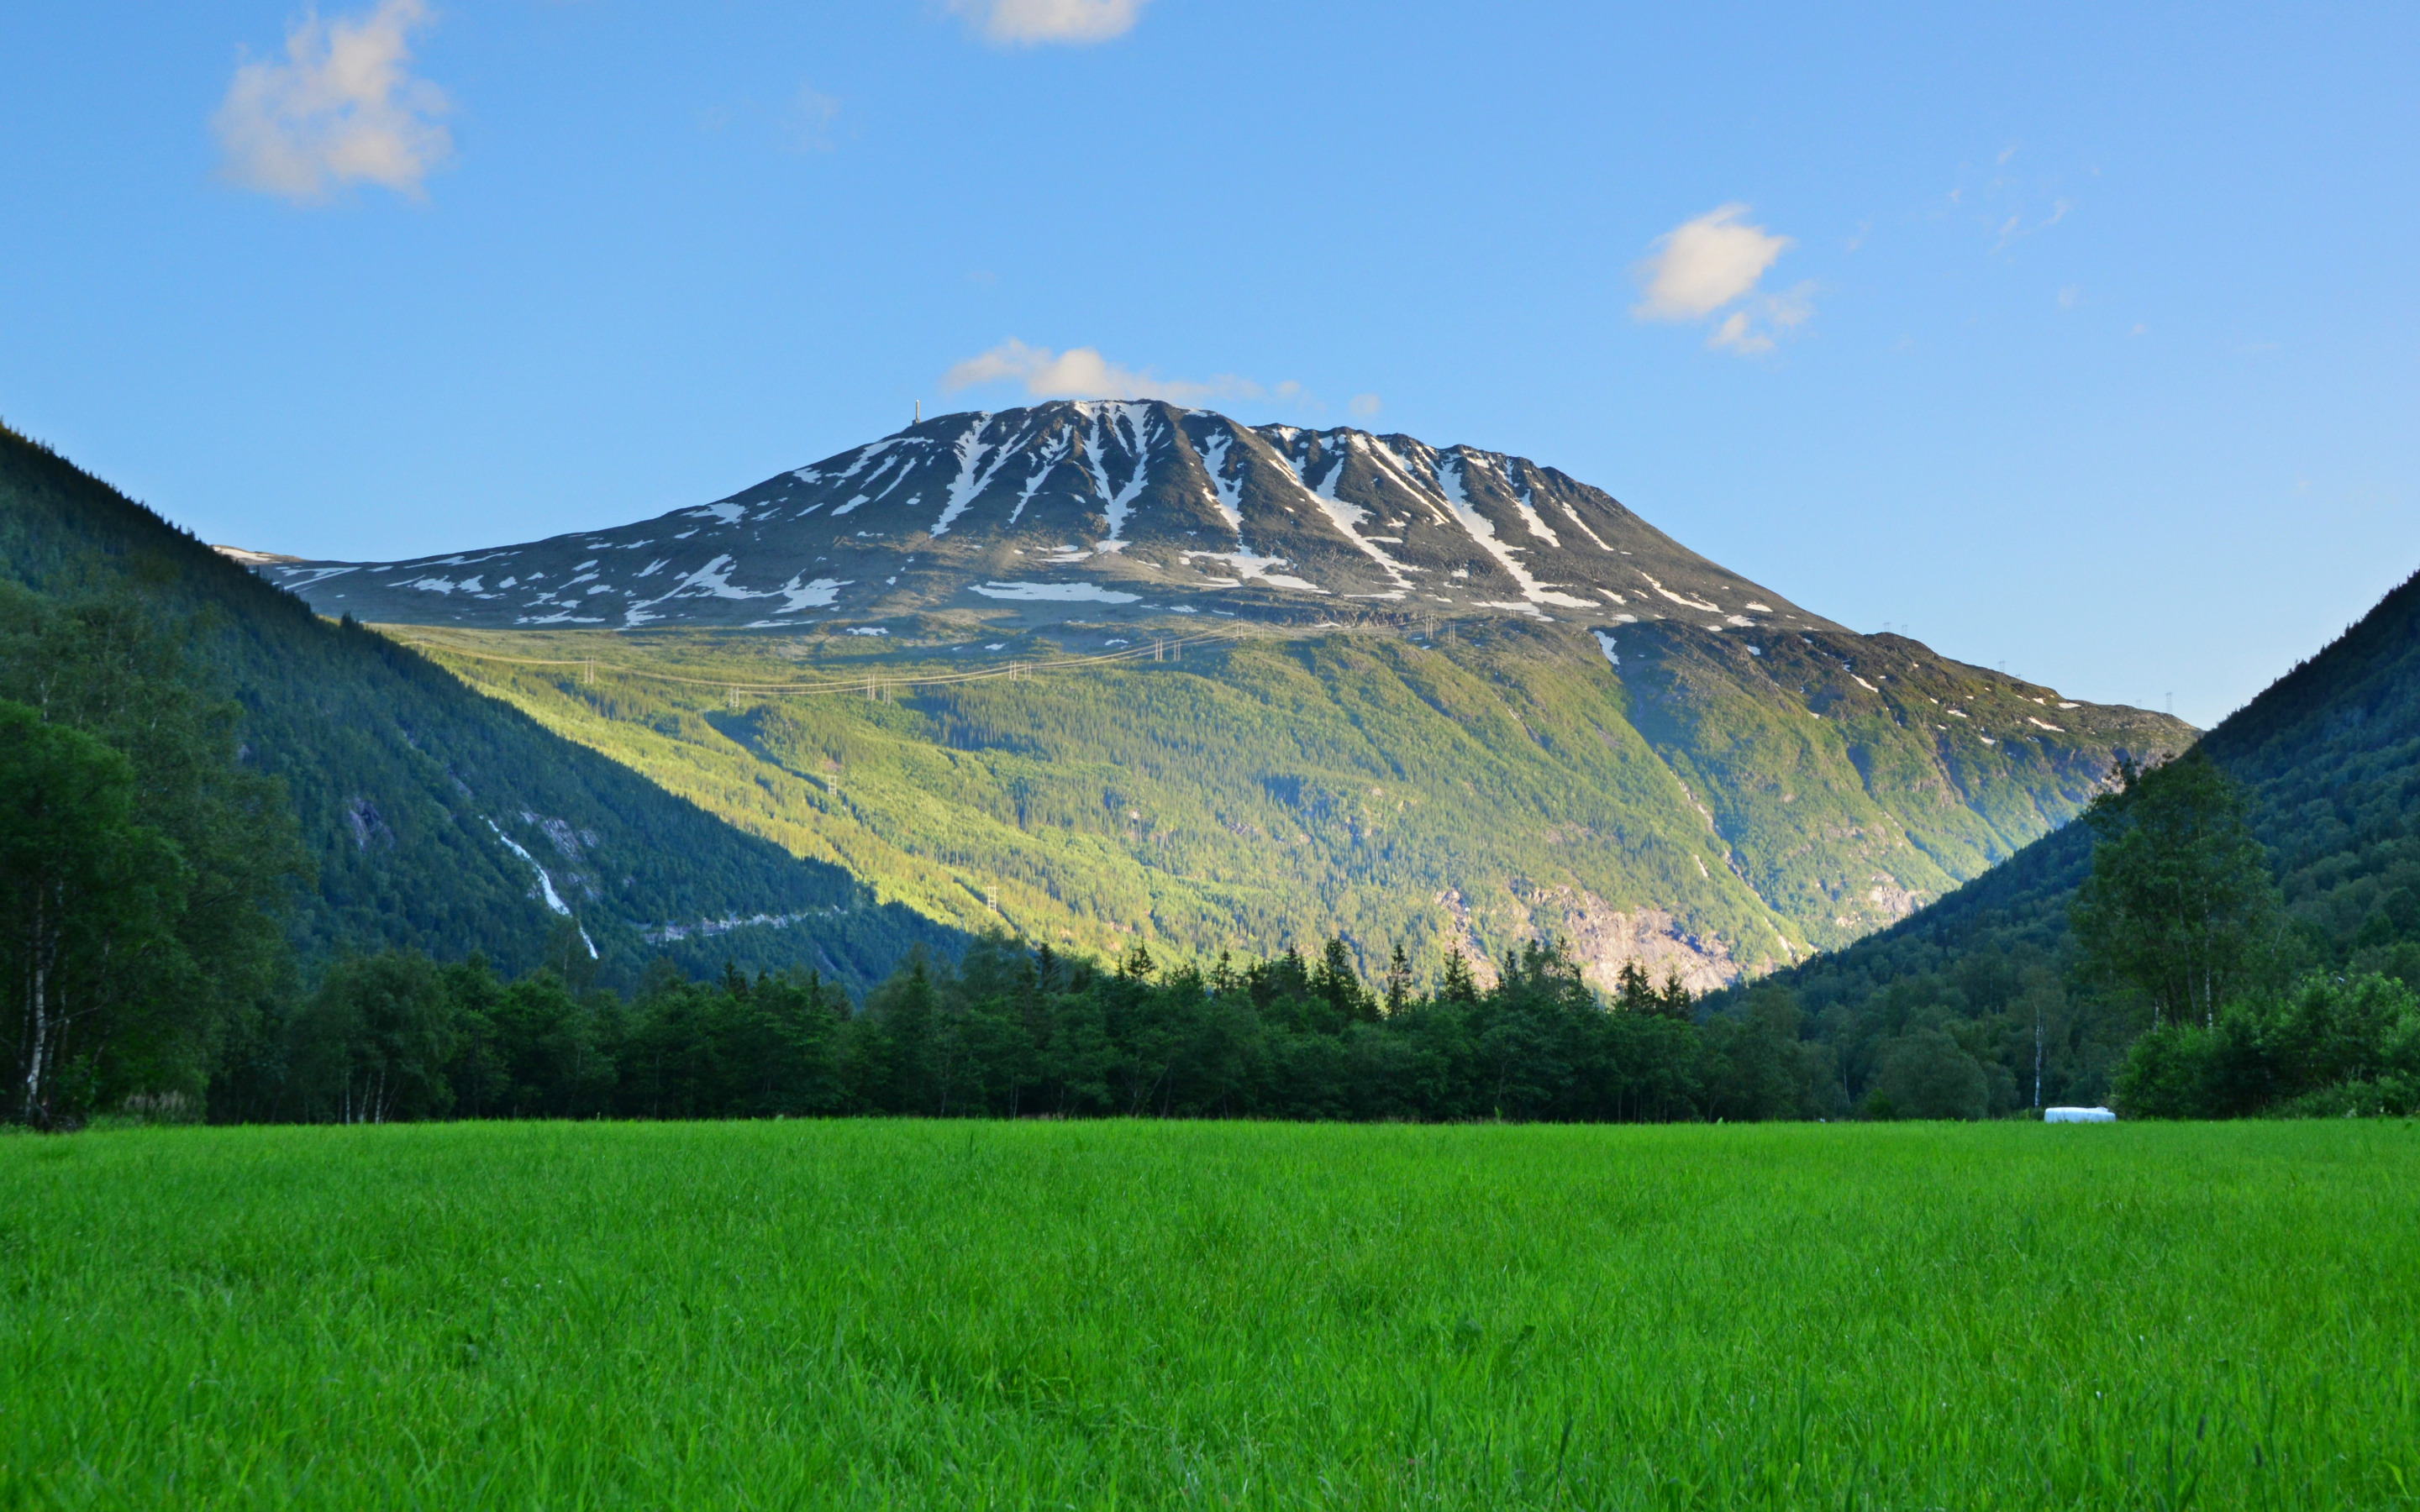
[395,616,2189,987]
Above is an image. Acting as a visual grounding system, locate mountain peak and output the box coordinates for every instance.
[229,402,1840,634]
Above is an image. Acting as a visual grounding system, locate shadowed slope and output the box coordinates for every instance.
[0,422,960,991]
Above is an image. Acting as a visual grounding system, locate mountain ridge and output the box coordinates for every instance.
[227,401,1844,638]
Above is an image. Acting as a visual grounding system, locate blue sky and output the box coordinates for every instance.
[2,1,2413,727]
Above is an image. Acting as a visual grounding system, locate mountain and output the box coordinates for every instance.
[0,421,959,992]
[232,400,1839,633]
[227,402,2191,991]
[1744,564,2420,1106]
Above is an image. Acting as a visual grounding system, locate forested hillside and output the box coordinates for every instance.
[0,422,957,992]
[390,614,2189,996]
[1735,564,2420,1108]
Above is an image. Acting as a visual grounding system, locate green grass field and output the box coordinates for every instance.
[5,1122,2415,1509]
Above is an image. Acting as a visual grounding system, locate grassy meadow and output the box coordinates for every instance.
[4,1121,2415,1509]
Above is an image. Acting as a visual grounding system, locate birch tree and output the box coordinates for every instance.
[2070,749,2279,1029]
[1,701,189,1127]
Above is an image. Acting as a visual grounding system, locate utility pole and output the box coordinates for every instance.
[2034,1000,2044,1110]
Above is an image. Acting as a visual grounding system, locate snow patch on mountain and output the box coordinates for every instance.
[970,581,1142,604]
[1639,572,1719,612]
[1434,456,1596,612]
[1197,428,1244,534]
[931,415,1010,538]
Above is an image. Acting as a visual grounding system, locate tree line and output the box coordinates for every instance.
[204,932,1834,1125]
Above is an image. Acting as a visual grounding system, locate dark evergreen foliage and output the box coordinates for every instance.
[218,934,1836,1125]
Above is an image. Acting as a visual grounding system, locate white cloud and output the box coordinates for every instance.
[1992,197,2072,252]
[1629,205,1812,357]
[783,84,842,154]
[1632,204,1792,321]
[213,0,451,202]
[950,0,1150,45]
[1349,393,1382,418]
[943,340,1297,407]
[1706,282,1815,354]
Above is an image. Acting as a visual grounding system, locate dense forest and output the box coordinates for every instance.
[204,934,1836,1126]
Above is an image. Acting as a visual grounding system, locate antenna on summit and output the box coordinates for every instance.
[913,400,920,425]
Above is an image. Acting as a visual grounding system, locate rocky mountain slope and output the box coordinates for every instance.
[234,400,1839,636]
[224,402,2194,991]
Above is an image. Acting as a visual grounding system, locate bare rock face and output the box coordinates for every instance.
[1432,885,1740,995]
[344,796,394,852]
[225,401,1839,638]
[1518,887,1741,996]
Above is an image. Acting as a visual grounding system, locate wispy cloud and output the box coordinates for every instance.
[1349,393,1383,418]
[1992,197,2070,252]
[783,83,842,154]
[949,0,1150,45]
[1632,205,1810,354]
[943,340,1300,406]
[1707,282,1816,355]
[213,0,451,202]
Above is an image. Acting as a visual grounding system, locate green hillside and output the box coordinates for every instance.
[385,609,2189,992]
[1742,564,2420,1106]
[0,422,957,992]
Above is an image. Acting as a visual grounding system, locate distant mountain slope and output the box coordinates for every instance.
[0,422,958,990]
[377,606,2187,993]
[206,397,2194,989]
[232,401,1843,635]
[1764,564,2420,1018]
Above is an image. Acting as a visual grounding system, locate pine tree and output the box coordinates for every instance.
[1382,945,1414,1016]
